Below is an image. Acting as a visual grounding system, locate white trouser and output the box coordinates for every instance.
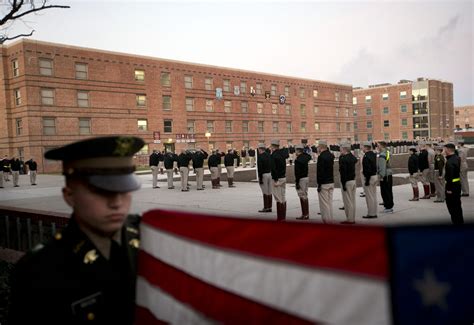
[296,177,309,200]
[318,183,334,223]
[341,180,356,222]
[30,171,37,185]
[195,168,204,189]
[151,166,158,188]
[272,177,286,203]
[363,175,378,216]
[179,167,189,190]
[259,173,272,195]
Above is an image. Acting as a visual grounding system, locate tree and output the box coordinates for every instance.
[0,0,69,44]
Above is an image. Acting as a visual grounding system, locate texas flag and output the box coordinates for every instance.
[135,209,473,324]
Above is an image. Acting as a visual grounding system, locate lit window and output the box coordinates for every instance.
[400,91,407,99]
[353,97,357,105]
[382,93,389,100]
[75,63,88,80]
[314,122,320,131]
[41,89,54,106]
[365,95,372,103]
[138,119,148,131]
[136,94,147,107]
[134,69,145,81]
[39,59,53,76]
[313,89,318,98]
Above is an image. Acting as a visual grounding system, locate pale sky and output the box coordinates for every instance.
[4,0,474,105]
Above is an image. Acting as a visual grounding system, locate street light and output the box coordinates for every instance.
[205,131,211,150]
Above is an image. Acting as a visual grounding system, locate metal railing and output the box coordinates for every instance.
[0,207,69,252]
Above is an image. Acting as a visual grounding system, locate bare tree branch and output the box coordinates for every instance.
[0,29,34,43]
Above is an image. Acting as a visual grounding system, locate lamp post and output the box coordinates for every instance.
[205,131,211,150]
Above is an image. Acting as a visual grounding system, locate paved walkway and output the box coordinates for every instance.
[0,171,472,225]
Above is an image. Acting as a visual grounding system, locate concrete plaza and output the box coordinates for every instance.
[0,167,472,225]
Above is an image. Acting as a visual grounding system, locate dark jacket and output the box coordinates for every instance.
[257,151,271,181]
[248,149,256,157]
[362,150,377,182]
[2,159,10,172]
[163,152,177,170]
[149,152,160,166]
[270,149,286,181]
[207,154,220,168]
[445,154,461,191]
[9,215,140,325]
[11,159,21,171]
[192,150,208,169]
[26,160,38,171]
[177,152,192,168]
[434,153,445,177]
[240,149,247,158]
[339,152,357,186]
[317,150,334,185]
[408,153,419,175]
[418,150,429,171]
[224,152,237,167]
[294,152,311,185]
[281,147,289,160]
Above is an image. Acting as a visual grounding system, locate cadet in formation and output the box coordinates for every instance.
[294,144,311,220]
[433,145,446,203]
[426,142,436,197]
[192,147,208,190]
[408,146,420,201]
[224,149,237,188]
[248,147,256,168]
[377,141,394,213]
[316,140,335,223]
[149,149,161,189]
[270,140,287,221]
[458,139,470,196]
[208,150,221,189]
[177,149,192,192]
[164,150,177,189]
[418,141,431,199]
[339,142,358,224]
[9,136,144,324]
[25,157,38,186]
[362,141,378,219]
[444,143,464,224]
[257,143,272,213]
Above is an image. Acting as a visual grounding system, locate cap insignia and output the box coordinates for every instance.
[129,238,140,249]
[114,137,135,157]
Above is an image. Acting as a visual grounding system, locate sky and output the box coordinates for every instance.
[3,0,473,105]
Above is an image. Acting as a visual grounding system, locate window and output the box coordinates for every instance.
[257,102,263,114]
[224,101,232,113]
[412,89,427,101]
[242,121,249,133]
[75,63,88,80]
[366,107,372,116]
[335,92,340,101]
[345,108,349,117]
[223,79,231,92]
[240,81,247,94]
[39,59,53,76]
[367,134,373,141]
[271,84,277,96]
[79,118,91,135]
[17,147,24,161]
[344,93,349,102]
[300,122,306,132]
[136,94,147,107]
[383,107,389,114]
[285,105,291,115]
[41,89,54,106]
[137,119,148,131]
[353,97,357,105]
[353,109,358,116]
[272,104,277,114]
[346,123,351,132]
[313,89,318,98]
[207,120,215,133]
[12,59,19,77]
[384,133,389,140]
[382,93,389,101]
[335,107,339,117]
[206,99,214,112]
[400,91,407,99]
[134,69,145,81]
[160,72,171,86]
[205,78,213,90]
[354,122,358,130]
[77,91,89,107]
[184,75,193,89]
[256,83,262,95]
[272,121,279,132]
[14,89,21,105]
[402,119,408,126]
[187,120,195,133]
[16,118,22,135]
[402,131,408,139]
[314,106,319,114]
[314,122,320,131]
[299,87,305,98]
[365,95,372,103]
[367,121,373,129]
[185,97,194,111]
[241,101,248,113]
[138,144,149,155]
[287,122,292,132]
[401,104,407,113]
[300,104,306,116]
[42,117,56,135]
[162,95,171,110]
[384,120,390,127]
[225,120,233,133]
[354,135,359,142]
[285,86,290,97]
[258,121,264,132]
[226,142,233,150]
[336,123,341,132]
[164,120,172,133]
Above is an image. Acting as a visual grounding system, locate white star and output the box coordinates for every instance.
[413,269,451,311]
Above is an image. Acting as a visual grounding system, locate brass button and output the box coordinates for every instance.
[87,312,95,321]
[54,232,62,240]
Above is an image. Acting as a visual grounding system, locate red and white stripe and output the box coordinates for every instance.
[136,209,391,324]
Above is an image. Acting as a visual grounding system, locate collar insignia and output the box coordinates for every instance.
[84,249,99,264]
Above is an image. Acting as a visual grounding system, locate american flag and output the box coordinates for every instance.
[135,210,473,324]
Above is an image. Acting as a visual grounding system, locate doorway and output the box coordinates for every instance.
[164,143,175,153]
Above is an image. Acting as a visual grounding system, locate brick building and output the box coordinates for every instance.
[454,105,474,130]
[352,78,454,141]
[0,39,353,172]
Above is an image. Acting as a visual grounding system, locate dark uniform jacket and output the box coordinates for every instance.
[445,154,461,191]
[248,149,256,157]
[408,153,419,175]
[149,152,160,166]
[257,151,271,182]
[207,154,220,168]
[10,159,21,172]
[26,160,37,171]
[240,149,247,158]
[163,152,177,170]
[281,147,289,160]
[2,159,10,172]
[317,150,334,185]
[362,150,377,184]
[177,152,192,168]
[270,149,286,181]
[434,154,445,177]
[224,152,237,167]
[294,152,311,185]
[192,150,208,169]
[418,150,429,171]
[9,215,141,325]
[339,152,358,187]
